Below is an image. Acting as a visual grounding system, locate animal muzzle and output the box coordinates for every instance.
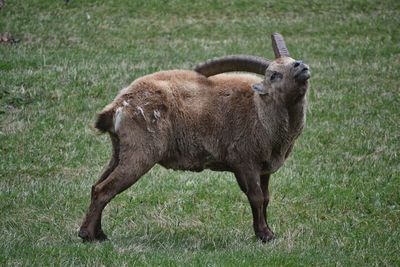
[294,61,311,83]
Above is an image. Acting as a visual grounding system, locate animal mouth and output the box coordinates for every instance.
[295,67,311,83]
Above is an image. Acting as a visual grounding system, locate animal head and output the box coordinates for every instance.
[251,56,310,102]
[251,33,310,102]
[194,32,311,102]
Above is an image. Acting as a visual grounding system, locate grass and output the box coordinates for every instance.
[1,0,399,265]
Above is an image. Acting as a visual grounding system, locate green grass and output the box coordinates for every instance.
[1,0,399,265]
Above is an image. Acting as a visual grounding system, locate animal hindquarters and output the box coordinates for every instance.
[79,113,160,242]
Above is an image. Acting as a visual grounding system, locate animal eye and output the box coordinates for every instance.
[270,72,282,82]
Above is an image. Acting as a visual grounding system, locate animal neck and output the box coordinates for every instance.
[286,95,307,139]
[253,94,281,135]
[254,93,307,147]
[254,93,307,173]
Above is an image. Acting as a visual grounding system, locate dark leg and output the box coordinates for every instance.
[260,174,275,239]
[235,170,274,242]
[79,152,154,242]
[89,134,120,240]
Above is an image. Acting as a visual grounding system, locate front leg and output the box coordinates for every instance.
[235,170,275,242]
[260,174,275,239]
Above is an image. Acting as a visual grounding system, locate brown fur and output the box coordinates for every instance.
[79,57,310,243]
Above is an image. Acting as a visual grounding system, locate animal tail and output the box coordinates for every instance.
[95,108,114,133]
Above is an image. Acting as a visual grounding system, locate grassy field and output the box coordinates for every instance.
[1,0,399,265]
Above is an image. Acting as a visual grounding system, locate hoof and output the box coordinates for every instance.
[78,228,94,242]
[79,228,108,243]
[256,230,275,243]
[95,229,109,241]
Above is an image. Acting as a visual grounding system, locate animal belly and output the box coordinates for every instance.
[159,155,230,172]
[159,156,206,172]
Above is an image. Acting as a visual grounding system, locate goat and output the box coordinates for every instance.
[78,33,311,243]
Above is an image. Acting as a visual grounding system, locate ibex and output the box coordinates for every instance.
[79,33,311,242]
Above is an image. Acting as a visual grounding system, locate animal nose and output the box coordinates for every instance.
[293,61,303,68]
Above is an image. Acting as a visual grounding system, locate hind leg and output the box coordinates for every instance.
[90,134,120,240]
[96,133,120,186]
[79,139,156,243]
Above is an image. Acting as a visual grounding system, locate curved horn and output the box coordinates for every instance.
[194,55,271,77]
[272,33,290,58]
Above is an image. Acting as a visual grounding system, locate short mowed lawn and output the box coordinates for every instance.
[1,0,399,266]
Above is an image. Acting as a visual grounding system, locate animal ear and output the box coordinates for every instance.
[251,83,268,95]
